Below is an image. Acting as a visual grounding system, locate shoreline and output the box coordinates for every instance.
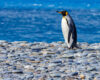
[0,40,100,80]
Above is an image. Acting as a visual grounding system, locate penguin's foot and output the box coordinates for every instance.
[68,46,82,50]
[68,47,74,50]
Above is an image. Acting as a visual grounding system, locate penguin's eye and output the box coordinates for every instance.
[66,12,68,15]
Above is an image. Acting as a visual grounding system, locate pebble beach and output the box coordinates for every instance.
[0,40,100,80]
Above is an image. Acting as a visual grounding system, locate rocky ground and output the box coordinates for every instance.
[0,40,100,80]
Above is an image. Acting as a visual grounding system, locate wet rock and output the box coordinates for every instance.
[12,70,23,74]
[71,72,78,76]
[94,76,100,80]
[0,40,100,80]
[52,60,62,64]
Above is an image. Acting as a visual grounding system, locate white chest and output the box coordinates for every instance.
[61,18,69,36]
[61,16,73,48]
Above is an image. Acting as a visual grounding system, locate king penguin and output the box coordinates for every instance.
[57,11,77,49]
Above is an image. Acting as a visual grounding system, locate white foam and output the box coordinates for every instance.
[33,4,42,6]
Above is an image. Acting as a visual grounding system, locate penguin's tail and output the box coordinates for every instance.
[73,44,82,49]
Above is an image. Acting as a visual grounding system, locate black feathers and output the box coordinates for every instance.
[67,14,77,48]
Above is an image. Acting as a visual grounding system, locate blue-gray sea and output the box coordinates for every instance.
[0,0,100,43]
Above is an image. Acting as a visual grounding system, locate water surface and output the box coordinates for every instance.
[0,9,100,43]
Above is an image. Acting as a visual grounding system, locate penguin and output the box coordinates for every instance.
[57,10,77,49]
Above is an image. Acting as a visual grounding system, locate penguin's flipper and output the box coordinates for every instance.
[66,18,72,44]
[68,28,72,43]
[67,15,77,48]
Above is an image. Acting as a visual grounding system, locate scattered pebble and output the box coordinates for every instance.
[0,40,100,80]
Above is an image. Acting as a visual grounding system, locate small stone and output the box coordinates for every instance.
[53,60,62,64]
[63,50,76,54]
[66,76,74,80]
[94,78,96,80]
[47,52,56,54]
[50,73,61,78]
[94,76,100,80]
[61,54,75,59]
[0,40,8,43]
[48,63,57,67]
[20,43,27,47]
[80,74,85,79]
[72,72,78,76]
[3,78,13,80]
[57,41,64,44]
[38,75,47,80]
[26,75,34,79]
[82,52,88,57]
[26,59,41,63]
[88,53,97,57]
[12,70,23,74]
[68,56,75,59]
[38,77,45,80]
[88,67,97,71]
[80,42,89,48]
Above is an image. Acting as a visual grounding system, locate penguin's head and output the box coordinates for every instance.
[56,11,68,16]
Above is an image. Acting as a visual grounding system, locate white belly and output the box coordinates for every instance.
[61,18,72,48]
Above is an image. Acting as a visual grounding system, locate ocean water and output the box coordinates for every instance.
[0,0,100,43]
[0,0,100,9]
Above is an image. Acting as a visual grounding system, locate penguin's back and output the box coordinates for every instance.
[66,14,77,48]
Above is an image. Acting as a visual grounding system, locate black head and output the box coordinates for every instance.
[56,11,68,16]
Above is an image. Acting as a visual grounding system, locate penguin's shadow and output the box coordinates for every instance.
[68,47,100,52]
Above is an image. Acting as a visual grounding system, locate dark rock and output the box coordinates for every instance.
[72,72,78,76]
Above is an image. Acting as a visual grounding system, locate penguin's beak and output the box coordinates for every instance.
[56,11,62,14]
